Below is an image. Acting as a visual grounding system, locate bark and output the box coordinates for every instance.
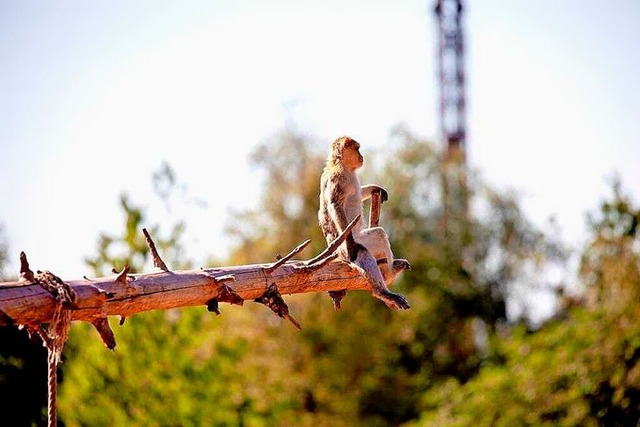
[0,259,369,327]
[0,217,368,331]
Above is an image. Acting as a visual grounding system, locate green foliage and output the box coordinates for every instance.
[51,128,639,426]
[62,310,256,426]
[59,162,339,426]
[60,166,208,425]
[412,182,640,426]
[219,126,567,424]
[581,179,640,310]
[225,128,327,263]
[413,305,640,426]
[84,193,187,276]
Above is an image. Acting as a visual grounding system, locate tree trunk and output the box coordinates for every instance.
[0,259,369,327]
[0,218,369,330]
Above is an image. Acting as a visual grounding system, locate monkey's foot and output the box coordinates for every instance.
[372,290,410,310]
[392,259,411,272]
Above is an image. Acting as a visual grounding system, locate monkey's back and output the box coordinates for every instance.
[318,165,364,247]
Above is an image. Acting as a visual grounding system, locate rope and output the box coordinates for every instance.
[19,255,76,427]
[45,301,72,427]
[34,270,75,427]
[47,348,58,427]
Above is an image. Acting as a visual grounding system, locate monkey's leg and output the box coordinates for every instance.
[360,228,412,285]
[353,244,410,310]
[358,227,404,285]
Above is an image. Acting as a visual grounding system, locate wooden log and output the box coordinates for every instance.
[0,216,371,328]
[0,259,370,327]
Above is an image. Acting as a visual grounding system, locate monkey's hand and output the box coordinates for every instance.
[372,289,411,310]
[362,185,389,203]
[374,187,389,203]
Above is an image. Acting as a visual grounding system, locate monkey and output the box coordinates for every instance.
[318,136,411,310]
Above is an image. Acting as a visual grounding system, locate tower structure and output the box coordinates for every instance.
[434,0,468,243]
[434,0,466,162]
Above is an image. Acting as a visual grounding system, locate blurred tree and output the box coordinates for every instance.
[83,193,187,276]
[49,126,568,426]
[222,125,566,425]
[412,182,640,426]
[581,178,640,310]
[225,128,327,262]
[59,165,302,426]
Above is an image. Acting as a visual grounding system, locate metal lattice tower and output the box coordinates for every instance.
[434,0,466,162]
[434,0,469,248]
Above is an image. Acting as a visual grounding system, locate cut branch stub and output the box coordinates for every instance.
[206,299,221,315]
[19,251,35,283]
[254,283,301,331]
[114,265,132,285]
[142,228,169,272]
[91,317,116,350]
[264,239,311,274]
[216,283,244,306]
[206,277,243,315]
[328,289,348,311]
[112,266,138,297]
[300,253,339,272]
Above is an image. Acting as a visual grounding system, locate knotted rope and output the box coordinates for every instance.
[34,270,76,427]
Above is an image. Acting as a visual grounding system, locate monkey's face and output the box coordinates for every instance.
[342,139,364,170]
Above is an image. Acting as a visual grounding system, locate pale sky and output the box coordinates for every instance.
[1,0,639,288]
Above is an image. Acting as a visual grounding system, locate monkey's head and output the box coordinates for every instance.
[329,136,364,170]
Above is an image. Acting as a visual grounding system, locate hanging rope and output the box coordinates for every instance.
[45,299,73,427]
[32,270,77,427]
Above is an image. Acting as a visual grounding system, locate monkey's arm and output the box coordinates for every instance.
[328,182,359,261]
[361,185,388,203]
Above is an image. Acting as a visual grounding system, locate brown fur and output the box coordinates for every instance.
[318,136,410,310]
